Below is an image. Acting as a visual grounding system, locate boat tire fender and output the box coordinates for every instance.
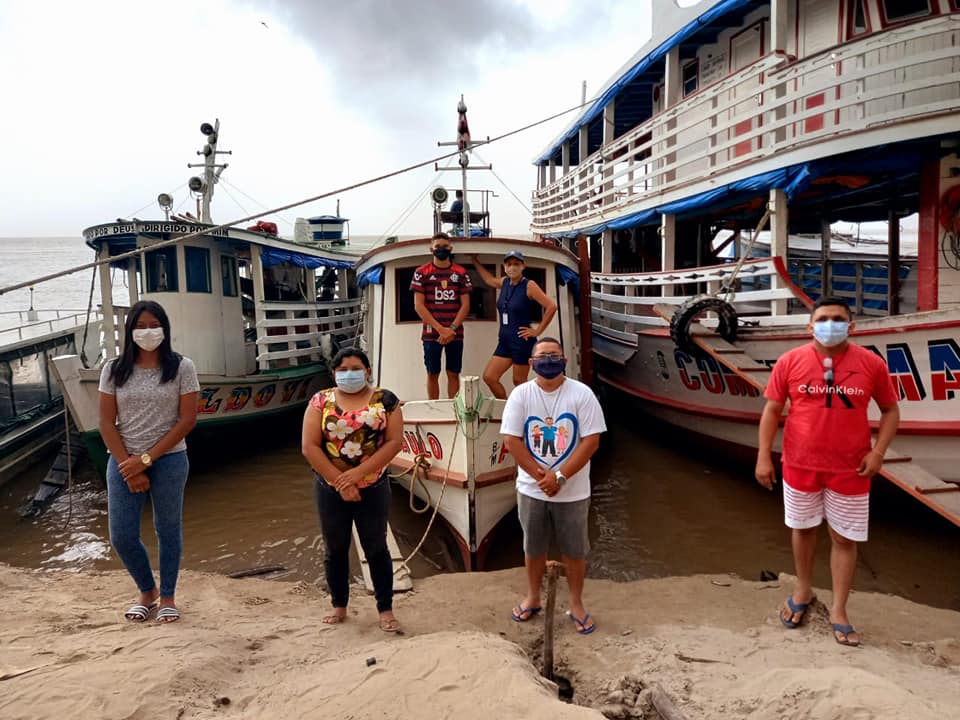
[670,296,738,354]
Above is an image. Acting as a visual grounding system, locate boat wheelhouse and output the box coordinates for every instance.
[530,0,960,523]
[49,122,361,471]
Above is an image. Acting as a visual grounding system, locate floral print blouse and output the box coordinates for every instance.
[309,387,399,488]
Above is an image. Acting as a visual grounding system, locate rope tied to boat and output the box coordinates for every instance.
[453,390,494,440]
[392,421,460,577]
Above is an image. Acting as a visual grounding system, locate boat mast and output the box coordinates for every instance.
[438,96,489,236]
[187,119,230,223]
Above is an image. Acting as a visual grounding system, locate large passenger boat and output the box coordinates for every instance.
[530,0,960,524]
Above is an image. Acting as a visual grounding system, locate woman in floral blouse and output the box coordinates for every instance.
[301,348,404,632]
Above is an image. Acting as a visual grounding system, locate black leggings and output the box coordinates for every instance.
[314,474,393,612]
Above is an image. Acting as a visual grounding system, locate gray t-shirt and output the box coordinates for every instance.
[98,357,200,456]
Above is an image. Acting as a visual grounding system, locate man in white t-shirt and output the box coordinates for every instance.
[501,337,606,635]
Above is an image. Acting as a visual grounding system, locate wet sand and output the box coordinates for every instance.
[1,564,958,720]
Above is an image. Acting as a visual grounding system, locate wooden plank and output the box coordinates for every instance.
[353,522,413,593]
[878,459,960,528]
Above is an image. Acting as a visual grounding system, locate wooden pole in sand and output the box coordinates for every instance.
[541,561,562,681]
[651,684,692,720]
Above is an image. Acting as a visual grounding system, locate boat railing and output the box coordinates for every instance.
[0,309,102,347]
[533,14,960,232]
[591,257,807,343]
[791,258,914,317]
[255,298,362,370]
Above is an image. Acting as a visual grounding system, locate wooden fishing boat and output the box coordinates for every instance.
[354,236,582,570]
[530,1,960,524]
[48,121,362,472]
[347,98,584,569]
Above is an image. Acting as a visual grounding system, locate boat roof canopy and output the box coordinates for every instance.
[534,0,765,167]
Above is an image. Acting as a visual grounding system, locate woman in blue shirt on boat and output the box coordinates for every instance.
[471,250,557,399]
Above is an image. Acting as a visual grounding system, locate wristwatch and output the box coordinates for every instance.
[555,471,567,487]
[450,323,460,331]
[140,452,153,467]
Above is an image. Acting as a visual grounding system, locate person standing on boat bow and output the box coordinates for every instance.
[302,348,404,633]
[756,295,899,648]
[501,337,606,635]
[410,233,472,400]
[470,250,557,399]
[98,301,199,625]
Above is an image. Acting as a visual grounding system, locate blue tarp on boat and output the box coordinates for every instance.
[357,265,384,289]
[260,247,354,270]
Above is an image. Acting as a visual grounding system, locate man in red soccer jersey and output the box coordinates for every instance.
[410,233,473,400]
[756,295,899,647]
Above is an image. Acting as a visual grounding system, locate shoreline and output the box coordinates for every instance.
[1,563,957,719]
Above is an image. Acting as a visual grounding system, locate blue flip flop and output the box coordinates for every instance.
[511,604,542,622]
[780,595,816,629]
[569,612,596,635]
[832,623,860,647]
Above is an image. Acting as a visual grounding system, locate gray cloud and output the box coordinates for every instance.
[257,1,617,119]
[263,1,535,97]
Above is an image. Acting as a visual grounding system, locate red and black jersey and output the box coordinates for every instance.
[409,262,472,341]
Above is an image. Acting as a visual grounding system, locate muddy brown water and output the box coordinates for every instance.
[1,409,957,611]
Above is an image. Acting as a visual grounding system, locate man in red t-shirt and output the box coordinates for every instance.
[409,233,472,400]
[756,295,899,647]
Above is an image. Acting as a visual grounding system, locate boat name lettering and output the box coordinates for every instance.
[401,430,443,461]
[254,383,277,407]
[224,387,252,412]
[197,387,222,414]
[489,440,510,466]
[674,351,761,397]
[928,338,960,401]
[83,223,230,240]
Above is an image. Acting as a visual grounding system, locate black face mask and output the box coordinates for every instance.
[432,247,452,261]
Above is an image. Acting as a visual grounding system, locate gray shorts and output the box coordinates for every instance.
[517,493,590,559]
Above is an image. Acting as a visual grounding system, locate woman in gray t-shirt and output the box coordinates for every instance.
[98,300,199,624]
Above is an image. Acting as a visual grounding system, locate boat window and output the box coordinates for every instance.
[524,267,547,323]
[394,264,498,324]
[145,247,179,293]
[880,0,932,23]
[221,255,238,297]
[185,246,211,293]
[682,59,699,97]
[848,0,870,37]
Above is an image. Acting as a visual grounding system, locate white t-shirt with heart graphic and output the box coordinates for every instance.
[500,376,606,502]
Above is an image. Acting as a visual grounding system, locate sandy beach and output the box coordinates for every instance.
[1,563,957,719]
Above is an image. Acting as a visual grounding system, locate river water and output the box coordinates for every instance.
[0,237,957,611]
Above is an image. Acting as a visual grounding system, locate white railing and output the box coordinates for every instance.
[533,15,960,232]
[255,298,363,368]
[0,309,102,348]
[591,258,805,343]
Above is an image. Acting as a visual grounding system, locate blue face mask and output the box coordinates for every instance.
[335,369,368,393]
[532,356,566,379]
[812,320,850,347]
[432,247,452,261]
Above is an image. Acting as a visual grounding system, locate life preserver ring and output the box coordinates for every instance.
[670,296,738,354]
[940,185,960,231]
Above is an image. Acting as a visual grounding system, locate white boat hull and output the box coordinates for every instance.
[597,308,960,482]
[388,390,516,570]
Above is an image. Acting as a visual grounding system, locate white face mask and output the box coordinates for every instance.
[504,265,523,279]
[132,327,164,351]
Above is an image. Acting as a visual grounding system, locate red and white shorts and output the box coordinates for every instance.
[782,466,871,542]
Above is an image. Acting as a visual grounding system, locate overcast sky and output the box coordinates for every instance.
[0,0,658,239]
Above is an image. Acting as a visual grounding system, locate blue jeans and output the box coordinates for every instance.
[107,451,189,598]
[314,474,393,612]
